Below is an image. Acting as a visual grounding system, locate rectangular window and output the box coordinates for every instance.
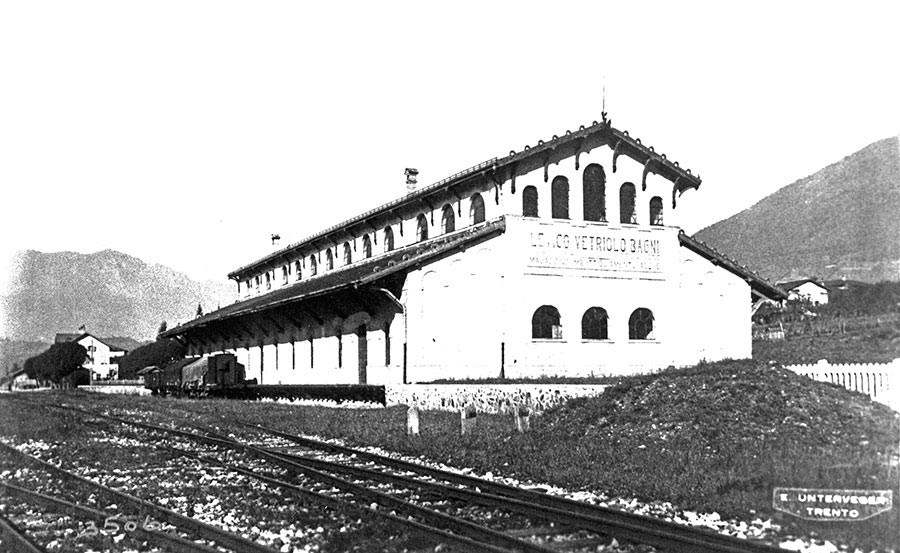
[309,338,314,369]
[337,335,343,368]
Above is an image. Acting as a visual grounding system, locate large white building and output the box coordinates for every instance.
[54,332,125,380]
[161,118,785,384]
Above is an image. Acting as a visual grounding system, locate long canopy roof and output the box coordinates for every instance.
[161,219,507,338]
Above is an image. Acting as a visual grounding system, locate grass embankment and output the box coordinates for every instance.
[209,362,899,550]
[4,359,898,550]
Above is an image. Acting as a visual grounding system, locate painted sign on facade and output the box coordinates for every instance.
[527,226,663,273]
[773,488,893,521]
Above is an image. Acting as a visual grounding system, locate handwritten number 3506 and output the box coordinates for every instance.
[78,516,161,538]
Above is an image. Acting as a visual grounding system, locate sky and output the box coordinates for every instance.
[1,1,898,287]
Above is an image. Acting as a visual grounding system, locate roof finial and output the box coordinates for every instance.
[601,76,608,123]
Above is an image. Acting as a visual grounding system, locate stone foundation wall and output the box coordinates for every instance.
[385,384,608,414]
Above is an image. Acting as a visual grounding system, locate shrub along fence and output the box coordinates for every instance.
[783,359,898,409]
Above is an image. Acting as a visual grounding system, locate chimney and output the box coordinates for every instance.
[404,168,419,193]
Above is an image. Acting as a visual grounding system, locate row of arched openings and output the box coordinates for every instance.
[417,194,486,243]
[522,164,663,226]
[251,193,487,290]
[532,306,654,340]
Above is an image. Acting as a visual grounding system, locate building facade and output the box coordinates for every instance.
[161,119,786,384]
[777,279,829,306]
[54,332,126,380]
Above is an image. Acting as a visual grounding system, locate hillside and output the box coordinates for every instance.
[0,249,233,342]
[695,136,900,283]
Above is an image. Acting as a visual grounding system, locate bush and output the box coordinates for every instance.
[117,339,186,379]
[23,342,88,385]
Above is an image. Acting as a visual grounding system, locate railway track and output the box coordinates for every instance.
[250,424,789,553]
[0,507,46,553]
[0,440,284,553]
[2,397,558,552]
[3,396,789,553]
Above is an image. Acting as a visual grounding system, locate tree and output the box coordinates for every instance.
[23,342,88,387]
[117,338,186,379]
[158,320,168,335]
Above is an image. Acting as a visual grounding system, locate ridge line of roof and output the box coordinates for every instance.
[228,119,701,279]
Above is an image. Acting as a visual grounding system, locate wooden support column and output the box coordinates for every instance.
[259,340,264,385]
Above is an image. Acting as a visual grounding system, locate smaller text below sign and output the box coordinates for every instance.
[773,488,892,521]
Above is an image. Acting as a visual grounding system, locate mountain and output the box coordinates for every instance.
[0,337,49,377]
[695,136,900,283]
[1,249,233,342]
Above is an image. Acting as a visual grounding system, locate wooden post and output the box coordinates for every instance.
[514,403,531,433]
[460,404,477,436]
[406,405,420,436]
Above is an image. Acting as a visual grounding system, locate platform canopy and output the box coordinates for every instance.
[160,219,506,347]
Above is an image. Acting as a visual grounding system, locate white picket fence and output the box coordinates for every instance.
[783,359,898,409]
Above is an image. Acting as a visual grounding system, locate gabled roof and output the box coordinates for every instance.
[228,118,702,280]
[162,218,507,338]
[136,366,160,375]
[679,233,788,301]
[776,278,828,292]
[53,332,126,351]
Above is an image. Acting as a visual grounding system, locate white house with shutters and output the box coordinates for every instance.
[54,332,126,380]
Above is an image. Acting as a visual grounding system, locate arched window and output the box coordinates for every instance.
[309,255,317,276]
[522,186,538,217]
[583,164,606,222]
[265,272,271,289]
[470,193,485,224]
[255,275,260,290]
[325,249,334,271]
[282,265,289,284]
[384,227,395,252]
[343,242,352,265]
[532,305,562,339]
[441,204,455,234]
[620,183,636,224]
[581,307,609,340]
[551,176,569,219]
[629,308,654,340]
[649,196,663,226]
[416,214,428,242]
[245,279,251,294]
[362,235,372,258]
[295,260,302,280]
